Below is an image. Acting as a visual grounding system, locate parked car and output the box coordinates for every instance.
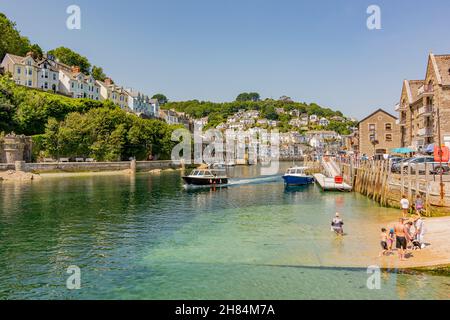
[392,157,411,173]
[389,157,405,172]
[398,156,450,175]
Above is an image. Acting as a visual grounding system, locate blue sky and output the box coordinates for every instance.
[2,0,450,119]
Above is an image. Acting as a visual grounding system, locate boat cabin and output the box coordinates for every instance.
[189,170,215,177]
[285,167,307,176]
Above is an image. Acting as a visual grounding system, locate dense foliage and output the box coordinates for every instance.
[0,12,42,61]
[152,94,168,105]
[0,76,181,161]
[0,76,114,135]
[236,92,261,102]
[47,47,91,74]
[42,108,179,161]
[91,66,107,82]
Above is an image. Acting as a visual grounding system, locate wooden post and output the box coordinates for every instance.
[425,162,431,216]
[415,165,419,196]
[401,163,405,197]
[408,165,412,210]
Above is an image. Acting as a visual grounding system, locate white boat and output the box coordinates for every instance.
[282,167,314,186]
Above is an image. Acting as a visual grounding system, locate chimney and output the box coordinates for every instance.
[71,66,81,74]
[104,78,112,86]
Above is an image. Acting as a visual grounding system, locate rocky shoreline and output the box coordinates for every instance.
[0,170,41,182]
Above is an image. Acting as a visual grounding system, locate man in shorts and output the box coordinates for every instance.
[394,218,408,261]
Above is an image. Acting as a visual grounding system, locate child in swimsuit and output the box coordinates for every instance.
[387,228,395,251]
[379,228,388,257]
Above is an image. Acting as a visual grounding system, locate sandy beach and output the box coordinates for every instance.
[310,216,450,271]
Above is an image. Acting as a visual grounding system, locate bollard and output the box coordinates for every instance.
[130,159,137,174]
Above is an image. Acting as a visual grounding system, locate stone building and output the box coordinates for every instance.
[358,109,400,157]
[0,133,32,164]
[397,53,450,151]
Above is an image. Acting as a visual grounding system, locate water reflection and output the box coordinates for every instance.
[0,168,449,299]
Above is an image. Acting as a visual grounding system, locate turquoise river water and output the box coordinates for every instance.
[0,164,449,300]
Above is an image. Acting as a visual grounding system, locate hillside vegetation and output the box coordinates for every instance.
[0,76,180,161]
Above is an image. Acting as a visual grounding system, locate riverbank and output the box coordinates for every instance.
[365,216,450,271]
[38,167,182,178]
[0,160,183,176]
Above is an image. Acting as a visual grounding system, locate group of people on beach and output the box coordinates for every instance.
[330,194,426,262]
[379,194,426,261]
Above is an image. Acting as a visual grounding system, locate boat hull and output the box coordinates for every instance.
[282,175,314,186]
[182,176,229,186]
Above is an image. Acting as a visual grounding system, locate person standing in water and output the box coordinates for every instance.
[331,213,344,236]
[394,218,408,261]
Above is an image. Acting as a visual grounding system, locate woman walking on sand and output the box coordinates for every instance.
[400,195,410,218]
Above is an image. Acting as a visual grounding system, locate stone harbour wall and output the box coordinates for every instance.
[0,160,182,174]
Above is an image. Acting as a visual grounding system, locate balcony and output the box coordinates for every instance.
[418,127,433,137]
[418,84,434,97]
[418,105,434,116]
[396,103,408,111]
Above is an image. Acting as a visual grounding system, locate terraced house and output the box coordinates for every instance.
[125,89,160,117]
[96,78,128,110]
[358,109,400,157]
[59,66,100,100]
[397,53,450,151]
[36,57,59,92]
[1,52,40,88]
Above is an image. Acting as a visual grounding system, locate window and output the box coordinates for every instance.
[28,69,32,75]
[386,134,392,142]
[17,67,21,74]
[28,80,32,86]
[53,74,57,80]
[369,133,376,141]
[369,124,376,131]
[72,82,74,88]
[385,123,392,131]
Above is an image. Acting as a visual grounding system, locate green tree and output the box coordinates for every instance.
[152,94,168,105]
[0,12,32,60]
[236,92,260,102]
[91,66,107,81]
[29,44,43,60]
[47,47,91,74]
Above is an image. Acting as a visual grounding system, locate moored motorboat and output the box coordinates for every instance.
[182,168,229,186]
[282,167,314,186]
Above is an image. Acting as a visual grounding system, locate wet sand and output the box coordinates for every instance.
[307,216,450,271]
